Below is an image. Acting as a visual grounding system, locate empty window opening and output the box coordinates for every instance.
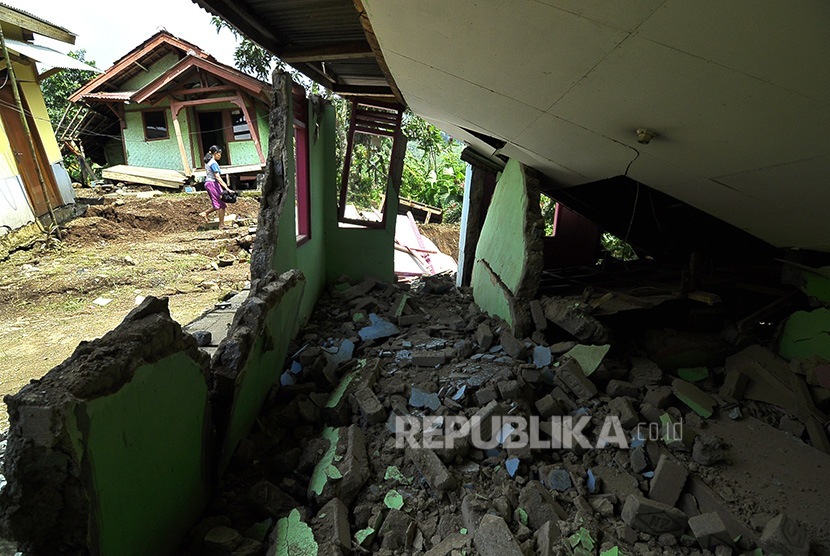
[338,100,404,228]
[142,110,168,140]
[293,87,310,243]
[230,109,252,141]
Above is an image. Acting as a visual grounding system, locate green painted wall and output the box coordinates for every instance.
[228,141,261,166]
[296,102,335,321]
[77,351,209,556]
[124,107,190,170]
[122,53,180,90]
[470,159,531,328]
[220,280,305,471]
[779,308,830,361]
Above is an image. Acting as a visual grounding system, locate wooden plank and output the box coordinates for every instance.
[279,41,373,63]
[0,6,75,44]
[102,165,187,189]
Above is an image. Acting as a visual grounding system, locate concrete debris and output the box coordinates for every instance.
[473,514,523,556]
[621,494,688,537]
[760,513,810,556]
[9,269,829,555]
[688,511,733,548]
[648,454,689,507]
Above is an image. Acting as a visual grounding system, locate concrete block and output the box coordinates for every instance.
[648,454,688,507]
[608,397,640,429]
[530,299,548,331]
[314,498,351,553]
[350,387,387,424]
[554,359,598,400]
[476,323,494,350]
[519,481,567,530]
[398,313,426,326]
[500,329,530,360]
[476,385,498,406]
[688,511,732,549]
[534,520,561,556]
[473,514,523,556]
[407,446,457,491]
[630,358,664,386]
[535,394,564,418]
[497,379,521,400]
[621,494,687,537]
[629,446,648,473]
[643,385,673,409]
[606,379,640,398]
[379,508,416,551]
[412,350,447,367]
[424,533,472,556]
[760,513,810,556]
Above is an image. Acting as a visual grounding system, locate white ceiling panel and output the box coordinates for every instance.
[637,0,830,102]
[385,52,545,140]
[535,0,665,32]
[364,0,629,110]
[551,37,830,179]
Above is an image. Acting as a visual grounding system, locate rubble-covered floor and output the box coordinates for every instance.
[180,272,830,556]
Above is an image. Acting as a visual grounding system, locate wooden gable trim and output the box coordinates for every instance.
[68,32,210,103]
[131,55,267,105]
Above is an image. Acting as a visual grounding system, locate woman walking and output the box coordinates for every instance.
[199,145,233,229]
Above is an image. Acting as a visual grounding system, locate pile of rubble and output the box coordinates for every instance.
[180,275,820,556]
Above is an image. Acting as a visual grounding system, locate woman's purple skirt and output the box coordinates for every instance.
[205,180,226,209]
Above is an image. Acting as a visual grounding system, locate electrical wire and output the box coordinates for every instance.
[622,146,641,247]
[0,97,254,144]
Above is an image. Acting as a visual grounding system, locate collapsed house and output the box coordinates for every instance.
[61,31,272,189]
[0,4,99,254]
[2,1,830,555]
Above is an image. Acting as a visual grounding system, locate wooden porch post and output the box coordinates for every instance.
[234,94,265,165]
[169,100,192,176]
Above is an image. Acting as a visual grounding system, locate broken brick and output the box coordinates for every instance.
[688,511,732,549]
[555,359,598,400]
[473,514,523,556]
[621,494,687,537]
[648,454,688,507]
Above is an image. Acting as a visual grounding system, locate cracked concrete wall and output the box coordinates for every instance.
[0,297,212,555]
[0,68,376,555]
[211,269,306,473]
[471,159,544,336]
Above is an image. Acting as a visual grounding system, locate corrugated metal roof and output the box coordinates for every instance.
[81,91,134,101]
[191,0,402,103]
[5,39,100,73]
[0,2,76,41]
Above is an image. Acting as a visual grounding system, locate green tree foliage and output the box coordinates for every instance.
[40,50,98,125]
[211,17,281,80]
[400,110,465,222]
[601,232,638,261]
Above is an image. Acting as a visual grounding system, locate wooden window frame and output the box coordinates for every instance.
[337,99,405,229]
[225,107,259,143]
[141,109,169,141]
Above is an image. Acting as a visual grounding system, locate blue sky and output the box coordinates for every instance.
[9,0,240,70]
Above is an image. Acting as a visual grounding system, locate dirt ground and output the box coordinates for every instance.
[0,191,461,433]
[0,189,262,431]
